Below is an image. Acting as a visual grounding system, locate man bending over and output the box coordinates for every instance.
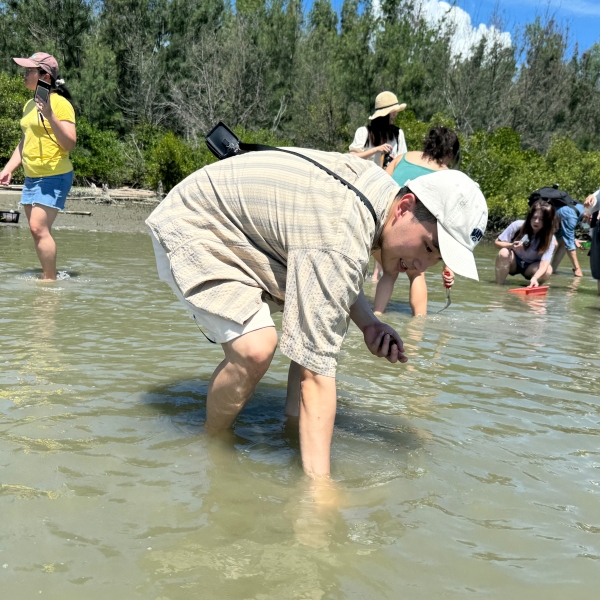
[146,149,487,477]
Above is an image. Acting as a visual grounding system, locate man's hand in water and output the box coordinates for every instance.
[363,322,407,363]
[350,289,407,364]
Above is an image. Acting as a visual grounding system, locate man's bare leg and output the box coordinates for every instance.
[205,326,278,430]
[551,239,567,273]
[566,249,583,276]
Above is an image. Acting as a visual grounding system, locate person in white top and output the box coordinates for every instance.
[350,91,408,280]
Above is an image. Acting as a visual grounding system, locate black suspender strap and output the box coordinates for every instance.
[239,143,379,227]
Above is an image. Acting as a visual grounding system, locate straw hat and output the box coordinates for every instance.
[369,91,407,121]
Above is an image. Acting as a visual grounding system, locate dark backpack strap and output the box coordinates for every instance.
[239,143,379,227]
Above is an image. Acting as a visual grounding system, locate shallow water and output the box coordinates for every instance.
[1,227,600,599]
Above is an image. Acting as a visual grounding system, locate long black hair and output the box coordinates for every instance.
[367,115,399,148]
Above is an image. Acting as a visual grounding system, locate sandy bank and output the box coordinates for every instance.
[0,186,161,233]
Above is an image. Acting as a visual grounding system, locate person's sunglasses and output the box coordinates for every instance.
[25,67,44,75]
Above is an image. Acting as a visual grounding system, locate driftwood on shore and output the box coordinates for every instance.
[1,185,160,202]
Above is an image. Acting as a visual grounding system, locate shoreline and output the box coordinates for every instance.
[0,187,161,233]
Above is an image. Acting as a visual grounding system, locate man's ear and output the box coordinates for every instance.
[393,193,417,221]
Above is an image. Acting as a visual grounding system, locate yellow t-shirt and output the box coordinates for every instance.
[21,94,76,178]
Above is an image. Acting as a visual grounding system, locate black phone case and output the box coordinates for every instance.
[35,80,51,102]
[205,122,241,160]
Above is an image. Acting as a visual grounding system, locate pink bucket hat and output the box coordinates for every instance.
[13,52,59,80]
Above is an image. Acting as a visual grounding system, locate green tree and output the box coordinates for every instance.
[0,72,29,182]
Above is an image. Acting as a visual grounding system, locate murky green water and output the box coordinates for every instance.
[1,226,599,599]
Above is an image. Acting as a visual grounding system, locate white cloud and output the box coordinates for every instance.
[416,1,512,59]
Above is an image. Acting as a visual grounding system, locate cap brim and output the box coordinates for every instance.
[437,223,479,281]
[13,57,37,68]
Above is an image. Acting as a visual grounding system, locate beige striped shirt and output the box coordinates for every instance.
[146,148,400,377]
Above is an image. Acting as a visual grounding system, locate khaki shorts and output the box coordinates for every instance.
[150,231,279,344]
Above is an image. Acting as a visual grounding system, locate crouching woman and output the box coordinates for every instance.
[495,200,556,288]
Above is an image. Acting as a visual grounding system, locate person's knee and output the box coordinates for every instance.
[29,222,46,241]
[29,218,50,242]
[244,343,276,371]
[497,248,511,262]
[230,327,278,378]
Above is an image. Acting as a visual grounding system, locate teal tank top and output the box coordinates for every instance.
[391,154,436,187]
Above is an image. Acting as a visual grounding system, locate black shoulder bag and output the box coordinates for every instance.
[528,185,579,211]
[205,121,378,227]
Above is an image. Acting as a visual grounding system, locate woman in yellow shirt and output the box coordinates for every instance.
[0,53,76,281]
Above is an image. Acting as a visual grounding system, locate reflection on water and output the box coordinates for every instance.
[1,228,600,599]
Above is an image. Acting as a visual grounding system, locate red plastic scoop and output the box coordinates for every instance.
[509,286,549,295]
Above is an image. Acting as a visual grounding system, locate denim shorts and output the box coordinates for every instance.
[20,171,74,211]
[514,255,534,279]
[555,204,584,251]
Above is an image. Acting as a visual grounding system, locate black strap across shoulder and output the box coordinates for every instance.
[204,122,378,227]
[240,143,378,226]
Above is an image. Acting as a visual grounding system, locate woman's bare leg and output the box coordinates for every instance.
[495,248,516,284]
[373,271,399,314]
[371,260,383,282]
[407,271,428,316]
[24,205,59,280]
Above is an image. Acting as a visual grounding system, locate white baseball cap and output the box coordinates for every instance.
[406,170,488,280]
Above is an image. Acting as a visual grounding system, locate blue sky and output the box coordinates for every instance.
[326,1,600,54]
[454,0,600,52]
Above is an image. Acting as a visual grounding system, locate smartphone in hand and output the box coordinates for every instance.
[35,79,52,104]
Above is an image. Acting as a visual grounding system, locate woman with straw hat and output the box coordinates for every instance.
[0,52,76,281]
[350,91,407,280]
[349,91,408,168]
